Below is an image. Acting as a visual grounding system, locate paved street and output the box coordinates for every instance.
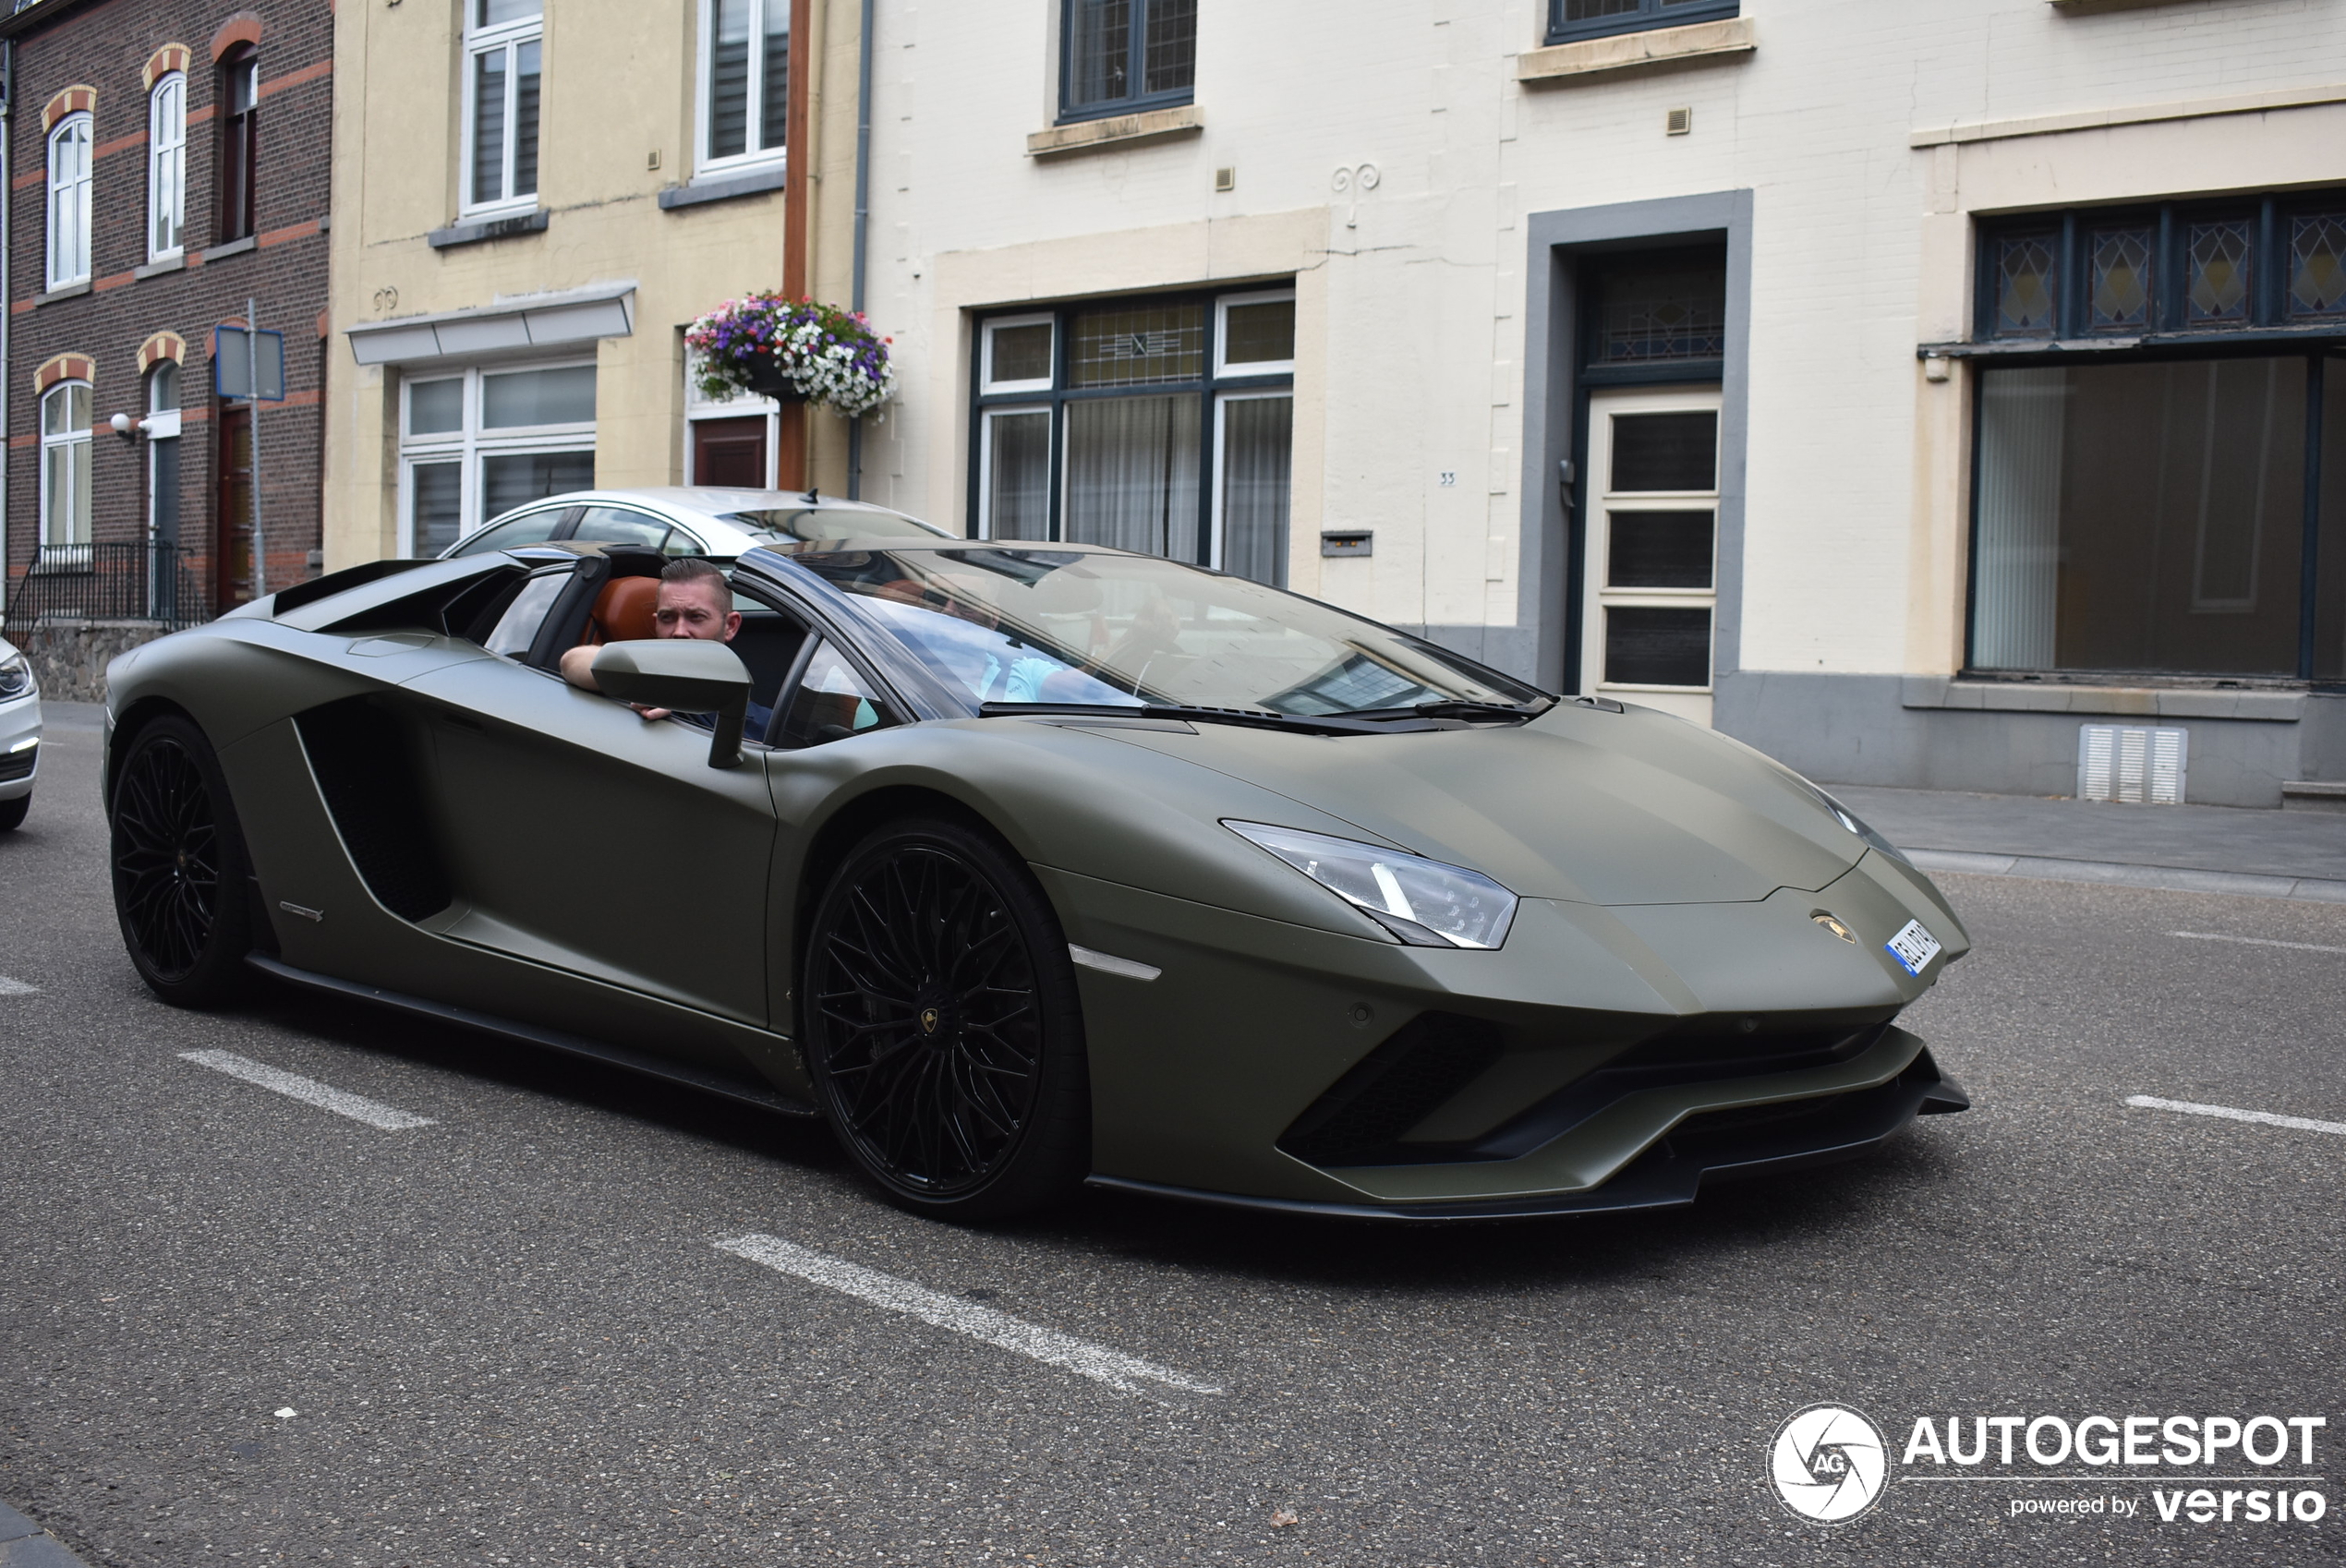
[4,706,2341,1567]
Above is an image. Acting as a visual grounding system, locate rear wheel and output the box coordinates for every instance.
[0,792,26,832]
[802,818,1090,1221]
[110,714,255,1007]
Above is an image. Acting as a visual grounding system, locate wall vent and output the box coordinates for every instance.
[2077,724,2186,804]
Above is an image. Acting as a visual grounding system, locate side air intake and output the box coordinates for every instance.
[294,697,453,923]
[1276,1013,1504,1168]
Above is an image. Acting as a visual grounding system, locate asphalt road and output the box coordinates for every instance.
[3,707,2341,1567]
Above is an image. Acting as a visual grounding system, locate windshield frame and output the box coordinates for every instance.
[740,543,1552,724]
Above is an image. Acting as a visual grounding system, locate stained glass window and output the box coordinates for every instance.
[2185,221,2253,324]
[2288,212,2346,320]
[1586,249,1727,366]
[1992,235,2059,337]
[1070,304,1206,387]
[2087,227,2152,332]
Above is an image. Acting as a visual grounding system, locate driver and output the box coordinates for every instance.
[561,558,773,736]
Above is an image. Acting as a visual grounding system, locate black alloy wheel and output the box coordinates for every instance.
[111,714,255,1006]
[803,818,1090,1220]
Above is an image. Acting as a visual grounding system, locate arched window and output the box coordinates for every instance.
[218,46,258,242]
[46,114,91,289]
[39,382,93,561]
[149,74,187,259]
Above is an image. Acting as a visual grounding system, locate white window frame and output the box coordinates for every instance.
[1214,289,1297,379]
[148,75,187,261]
[694,0,791,179]
[39,381,93,558]
[397,359,598,555]
[683,353,780,487]
[977,405,1054,540]
[1580,384,1722,727]
[460,1,544,219]
[46,113,92,290]
[1209,388,1293,577]
[980,314,1056,395]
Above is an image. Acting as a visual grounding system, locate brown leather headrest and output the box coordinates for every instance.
[588,575,660,645]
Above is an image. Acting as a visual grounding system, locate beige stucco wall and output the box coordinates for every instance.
[324,0,848,567]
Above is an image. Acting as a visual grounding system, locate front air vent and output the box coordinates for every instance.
[1277,1012,1504,1168]
[295,697,453,923]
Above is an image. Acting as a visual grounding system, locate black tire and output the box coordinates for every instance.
[110,713,256,1007]
[802,817,1091,1221]
[0,791,26,832]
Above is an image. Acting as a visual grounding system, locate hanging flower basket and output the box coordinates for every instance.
[685,292,895,418]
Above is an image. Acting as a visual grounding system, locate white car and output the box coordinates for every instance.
[0,633,40,832]
[435,487,952,561]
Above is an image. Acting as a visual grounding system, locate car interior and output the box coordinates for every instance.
[466,546,889,748]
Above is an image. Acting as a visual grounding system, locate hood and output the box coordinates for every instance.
[1089,702,1864,906]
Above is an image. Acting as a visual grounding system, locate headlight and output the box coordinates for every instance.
[1808,784,1911,868]
[1224,821,1518,949]
[0,653,31,701]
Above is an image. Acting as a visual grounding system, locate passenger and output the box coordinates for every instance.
[561,557,773,736]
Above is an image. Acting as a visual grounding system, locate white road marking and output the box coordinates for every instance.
[0,974,36,995]
[2125,1095,2346,1139]
[715,1233,1220,1396]
[2171,930,2346,956]
[178,1050,437,1131]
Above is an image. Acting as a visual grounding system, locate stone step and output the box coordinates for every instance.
[2280,780,2346,814]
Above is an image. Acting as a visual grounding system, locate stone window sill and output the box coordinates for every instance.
[1027,103,1203,159]
[659,163,788,211]
[429,209,550,250]
[1518,17,1754,83]
[200,235,257,264]
[135,255,187,281]
[1905,676,2304,723]
[34,280,91,306]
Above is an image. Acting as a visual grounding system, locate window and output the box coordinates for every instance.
[698,0,788,173]
[971,287,1296,584]
[773,641,892,748]
[1548,0,1738,47]
[1582,248,1727,369]
[400,362,597,556]
[1059,0,1194,124]
[465,0,542,215]
[1981,193,2346,341]
[684,351,780,485]
[149,74,187,259]
[148,363,186,619]
[45,114,91,289]
[39,383,93,563]
[218,48,258,243]
[1968,190,2346,681]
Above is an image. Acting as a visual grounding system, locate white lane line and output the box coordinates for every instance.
[0,974,37,995]
[179,1050,438,1131]
[2125,1095,2346,1139]
[2172,930,2346,956]
[715,1233,1220,1396]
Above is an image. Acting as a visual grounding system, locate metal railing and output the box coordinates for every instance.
[3,541,213,633]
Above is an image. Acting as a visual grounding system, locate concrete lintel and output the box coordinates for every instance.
[1517,18,1755,84]
[1910,80,2346,149]
[1026,104,1203,159]
[1902,676,2304,723]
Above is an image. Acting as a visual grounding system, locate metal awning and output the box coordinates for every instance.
[345,281,636,367]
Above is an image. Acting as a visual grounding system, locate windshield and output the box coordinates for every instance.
[795,548,1546,716]
[724,506,948,543]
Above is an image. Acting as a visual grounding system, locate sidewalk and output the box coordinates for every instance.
[0,1502,94,1567]
[1829,784,2346,904]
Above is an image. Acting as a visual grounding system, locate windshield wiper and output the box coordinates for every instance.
[1334,698,1553,724]
[977,701,1436,736]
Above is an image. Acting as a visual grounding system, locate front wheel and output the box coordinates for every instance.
[802,818,1090,1221]
[110,714,256,1006]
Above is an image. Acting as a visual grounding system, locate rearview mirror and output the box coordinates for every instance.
[590,639,753,768]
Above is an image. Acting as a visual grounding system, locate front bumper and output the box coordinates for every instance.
[1041,846,1970,1215]
[0,693,41,800]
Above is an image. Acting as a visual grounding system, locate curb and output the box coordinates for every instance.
[1907,848,2346,904]
[0,1503,96,1568]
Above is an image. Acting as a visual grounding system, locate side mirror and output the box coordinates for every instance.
[590,639,753,768]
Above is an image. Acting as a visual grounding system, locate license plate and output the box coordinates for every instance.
[1886,919,1941,977]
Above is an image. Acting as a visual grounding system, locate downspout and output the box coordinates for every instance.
[844,0,873,499]
[1,41,13,597]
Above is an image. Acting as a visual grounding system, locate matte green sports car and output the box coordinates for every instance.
[103,537,1969,1220]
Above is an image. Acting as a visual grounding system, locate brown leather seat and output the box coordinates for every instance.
[586,575,659,645]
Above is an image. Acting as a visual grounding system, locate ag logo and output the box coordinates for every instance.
[1769,1404,1888,1524]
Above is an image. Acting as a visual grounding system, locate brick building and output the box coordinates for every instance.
[0,0,329,696]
